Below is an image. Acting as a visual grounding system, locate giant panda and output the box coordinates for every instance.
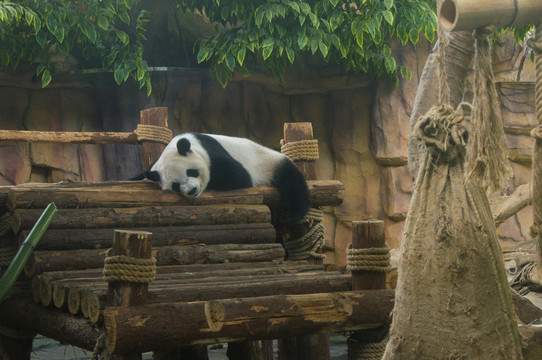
[132,132,310,223]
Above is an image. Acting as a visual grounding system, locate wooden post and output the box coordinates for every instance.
[278,122,329,360]
[139,107,169,170]
[348,221,389,355]
[106,229,152,360]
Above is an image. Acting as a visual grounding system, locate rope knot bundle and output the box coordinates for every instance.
[346,244,391,273]
[135,124,173,145]
[103,252,156,283]
[283,208,326,261]
[280,139,319,161]
[532,126,542,140]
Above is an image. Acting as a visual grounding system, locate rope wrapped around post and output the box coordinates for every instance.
[134,124,173,145]
[280,139,319,161]
[280,135,325,261]
[103,250,156,284]
[283,209,326,261]
[346,244,391,273]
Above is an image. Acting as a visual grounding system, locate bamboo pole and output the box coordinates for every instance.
[438,0,542,32]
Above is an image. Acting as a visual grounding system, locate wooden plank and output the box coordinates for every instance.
[0,130,138,144]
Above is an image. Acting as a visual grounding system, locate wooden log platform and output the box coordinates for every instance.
[19,223,277,250]
[5,180,343,211]
[104,289,395,354]
[23,243,286,277]
[12,204,272,233]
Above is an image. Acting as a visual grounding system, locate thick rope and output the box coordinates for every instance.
[0,212,12,238]
[134,124,173,145]
[346,244,391,273]
[103,253,156,283]
[283,208,326,261]
[465,27,513,194]
[437,23,450,106]
[348,335,389,360]
[0,247,17,267]
[280,139,319,161]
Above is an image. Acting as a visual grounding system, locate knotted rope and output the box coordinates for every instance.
[280,139,319,161]
[283,208,326,261]
[0,247,17,267]
[103,251,156,283]
[346,244,391,273]
[348,335,389,360]
[465,26,513,193]
[134,124,173,145]
[0,212,12,238]
[528,25,542,278]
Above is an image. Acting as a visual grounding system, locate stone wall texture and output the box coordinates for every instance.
[0,34,537,265]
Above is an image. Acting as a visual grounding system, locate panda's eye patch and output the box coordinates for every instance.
[186,169,199,178]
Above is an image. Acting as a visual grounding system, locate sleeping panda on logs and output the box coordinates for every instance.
[131,133,310,223]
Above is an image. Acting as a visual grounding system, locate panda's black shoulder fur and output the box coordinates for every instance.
[270,158,310,223]
[192,133,253,191]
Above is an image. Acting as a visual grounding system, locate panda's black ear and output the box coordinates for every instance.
[177,138,191,156]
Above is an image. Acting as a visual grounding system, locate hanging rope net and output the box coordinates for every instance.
[382,26,523,359]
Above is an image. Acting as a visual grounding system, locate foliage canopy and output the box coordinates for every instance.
[4,1,531,92]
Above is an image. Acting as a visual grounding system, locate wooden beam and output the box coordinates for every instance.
[6,180,343,210]
[0,130,138,144]
[103,289,395,355]
[12,204,272,232]
[438,0,542,32]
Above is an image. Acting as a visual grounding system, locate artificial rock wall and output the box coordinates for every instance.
[0,35,536,265]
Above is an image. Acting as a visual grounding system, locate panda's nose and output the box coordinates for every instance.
[187,187,198,196]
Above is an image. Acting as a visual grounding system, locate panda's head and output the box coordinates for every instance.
[146,135,210,198]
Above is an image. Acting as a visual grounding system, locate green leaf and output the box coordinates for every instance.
[286,47,295,63]
[261,37,274,48]
[385,56,396,72]
[329,0,339,7]
[330,34,340,49]
[299,2,310,15]
[36,29,47,47]
[41,69,52,87]
[124,0,135,10]
[265,9,272,23]
[310,39,318,54]
[115,30,130,45]
[225,54,235,71]
[197,47,212,63]
[287,2,300,13]
[384,0,393,10]
[237,47,246,66]
[297,33,308,48]
[262,44,273,60]
[114,68,123,84]
[382,10,393,25]
[308,12,318,27]
[255,7,264,27]
[298,15,305,26]
[97,16,108,30]
[330,13,342,31]
[118,11,130,25]
[318,41,328,58]
[409,27,419,44]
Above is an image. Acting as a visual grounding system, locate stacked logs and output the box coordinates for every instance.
[1,179,345,326]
